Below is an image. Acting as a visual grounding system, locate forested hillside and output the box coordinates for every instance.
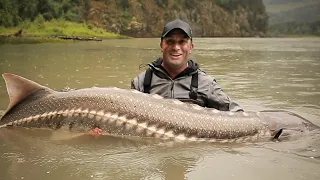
[0,0,268,37]
[0,0,89,26]
[263,0,320,36]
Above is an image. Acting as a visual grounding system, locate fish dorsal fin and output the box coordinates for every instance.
[2,73,53,113]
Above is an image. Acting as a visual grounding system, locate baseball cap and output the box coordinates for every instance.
[161,19,192,39]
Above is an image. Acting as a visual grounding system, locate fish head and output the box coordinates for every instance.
[258,110,319,141]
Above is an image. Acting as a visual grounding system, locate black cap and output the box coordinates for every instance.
[161,19,192,39]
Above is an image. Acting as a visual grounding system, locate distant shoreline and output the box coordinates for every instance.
[2,34,319,45]
[0,19,130,45]
[269,34,320,38]
[1,19,319,45]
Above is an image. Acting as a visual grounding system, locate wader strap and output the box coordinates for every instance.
[144,68,199,102]
[189,73,198,100]
[143,68,153,93]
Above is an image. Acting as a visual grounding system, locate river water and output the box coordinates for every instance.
[0,38,319,180]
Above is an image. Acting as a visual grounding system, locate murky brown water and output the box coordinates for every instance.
[0,38,319,180]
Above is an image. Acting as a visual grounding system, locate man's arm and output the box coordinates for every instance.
[131,71,146,92]
[206,79,243,112]
[131,79,138,90]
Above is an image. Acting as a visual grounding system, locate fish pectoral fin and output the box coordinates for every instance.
[272,128,283,139]
[88,127,103,137]
[49,130,86,141]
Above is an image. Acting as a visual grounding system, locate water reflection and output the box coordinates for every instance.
[0,128,214,180]
[1,127,319,180]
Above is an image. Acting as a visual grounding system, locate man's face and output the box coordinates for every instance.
[160,29,194,71]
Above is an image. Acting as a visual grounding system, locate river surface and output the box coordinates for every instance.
[0,38,319,180]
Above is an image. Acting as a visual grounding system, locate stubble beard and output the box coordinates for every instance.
[164,55,188,71]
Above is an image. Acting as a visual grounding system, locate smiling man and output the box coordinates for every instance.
[131,19,243,111]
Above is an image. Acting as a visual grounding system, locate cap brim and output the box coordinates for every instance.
[161,28,191,38]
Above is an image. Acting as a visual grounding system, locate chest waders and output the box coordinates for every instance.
[143,68,206,107]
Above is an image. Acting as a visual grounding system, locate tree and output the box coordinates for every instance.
[0,0,20,27]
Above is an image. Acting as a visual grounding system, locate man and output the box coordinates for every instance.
[131,19,243,112]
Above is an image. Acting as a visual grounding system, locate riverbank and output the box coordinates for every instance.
[269,34,320,38]
[0,19,130,45]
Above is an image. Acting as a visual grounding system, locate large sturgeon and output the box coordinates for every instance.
[0,73,318,142]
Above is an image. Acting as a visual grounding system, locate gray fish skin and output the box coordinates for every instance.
[0,73,318,142]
